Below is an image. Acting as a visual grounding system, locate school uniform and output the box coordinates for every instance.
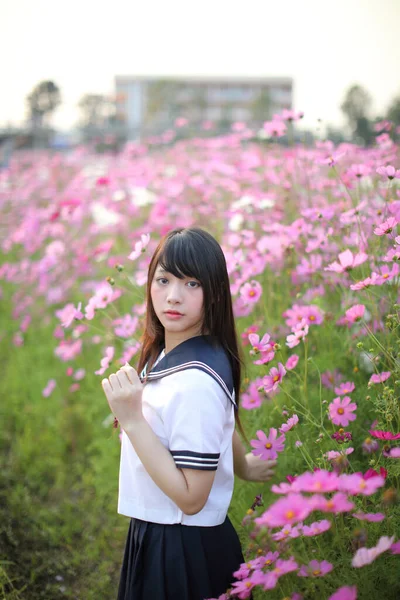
[117,335,249,600]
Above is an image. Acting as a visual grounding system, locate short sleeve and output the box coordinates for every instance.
[162,369,229,471]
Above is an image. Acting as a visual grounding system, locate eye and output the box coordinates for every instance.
[187,281,201,288]
[156,277,169,285]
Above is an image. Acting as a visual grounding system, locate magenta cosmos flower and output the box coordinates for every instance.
[329,396,357,426]
[251,428,285,460]
[369,371,391,384]
[328,586,357,600]
[263,363,286,393]
[369,429,400,440]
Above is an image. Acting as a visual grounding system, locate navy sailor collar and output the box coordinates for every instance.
[139,335,237,409]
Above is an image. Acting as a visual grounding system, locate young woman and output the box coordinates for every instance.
[101,227,275,600]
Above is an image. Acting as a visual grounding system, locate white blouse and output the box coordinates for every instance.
[118,350,236,527]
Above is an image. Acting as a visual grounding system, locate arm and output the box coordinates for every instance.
[124,419,215,515]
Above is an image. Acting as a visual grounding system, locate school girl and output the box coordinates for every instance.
[101,227,275,600]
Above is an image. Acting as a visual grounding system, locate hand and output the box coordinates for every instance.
[244,452,276,483]
[101,363,144,430]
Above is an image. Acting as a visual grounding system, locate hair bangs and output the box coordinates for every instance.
[158,233,206,283]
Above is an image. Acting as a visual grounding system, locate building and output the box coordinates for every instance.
[114,75,293,140]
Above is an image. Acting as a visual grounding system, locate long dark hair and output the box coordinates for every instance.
[137,227,249,444]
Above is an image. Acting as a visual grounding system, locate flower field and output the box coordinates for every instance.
[1,118,400,599]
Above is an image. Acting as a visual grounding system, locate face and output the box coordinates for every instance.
[150,265,205,349]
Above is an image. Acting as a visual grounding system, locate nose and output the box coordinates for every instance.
[166,280,183,305]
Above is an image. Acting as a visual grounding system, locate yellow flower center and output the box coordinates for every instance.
[313,569,321,576]
[285,510,295,519]
[273,375,280,382]
[249,290,256,296]
[337,408,344,414]
[265,443,272,449]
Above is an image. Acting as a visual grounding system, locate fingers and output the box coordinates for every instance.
[109,373,122,388]
[101,378,113,396]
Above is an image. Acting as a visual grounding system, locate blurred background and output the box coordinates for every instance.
[1,0,400,159]
[1,2,400,599]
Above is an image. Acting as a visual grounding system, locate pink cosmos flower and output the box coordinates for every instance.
[128,233,150,260]
[339,473,385,496]
[329,396,357,426]
[263,557,298,590]
[334,382,355,395]
[302,519,332,536]
[55,301,84,328]
[42,379,56,397]
[325,249,368,273]
[374,217,397,236]
[311,492,355,513]
[283,304,323,327]
[292,470,339,494]
[352,535,395,567]
[241,379,264,410]
[352,512,385,522]
[369,371,391,384]
[255,493,312,528]
[286,320,309,348]
[263,363,286,393]
[285,354,299,370]
[298,559,333,577]
[369,429,400,441]
[240,280,262,304]
[383,447,400,458]
[324,448,354,461]
[272,524,301,541]
[345,304,365,324]
[230,569,265,598]
[248,332,271,354]
[350,272,382,290]
[248,332,275,364]
[241,325,259,346]
[376,165,400,179]
[263,119,287,137]
[113,314,139,338]
[95,346,115,375]
[250,428,285,460]
[279,414,299,434]
[328,586,357,600]
[321,369,343,390]
[253,551,280,570]
[348,163,371,178]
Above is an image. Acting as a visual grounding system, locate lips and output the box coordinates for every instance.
[165,311,183,316]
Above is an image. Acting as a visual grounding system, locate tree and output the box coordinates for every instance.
[340,84,373,145]
[387,95,400,127]
[78,94,116,130]
[26,80,61,129]
[250,89,272,125]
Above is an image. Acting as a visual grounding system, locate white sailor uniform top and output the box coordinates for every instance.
[117,335,237,527]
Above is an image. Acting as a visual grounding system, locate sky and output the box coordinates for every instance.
[1,0,399,133]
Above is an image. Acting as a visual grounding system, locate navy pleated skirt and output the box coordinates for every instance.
[117,515,250,600]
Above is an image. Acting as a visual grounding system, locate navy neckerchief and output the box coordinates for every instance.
[139,335,237,409]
